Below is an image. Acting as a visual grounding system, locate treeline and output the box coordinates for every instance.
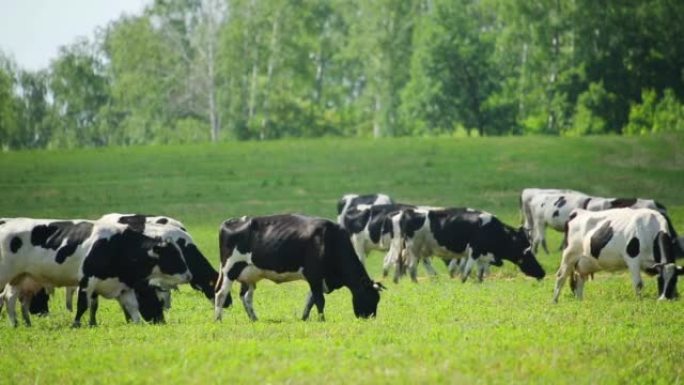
[1,0,683,149]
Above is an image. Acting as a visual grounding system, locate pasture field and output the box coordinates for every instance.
[1,135,683,384]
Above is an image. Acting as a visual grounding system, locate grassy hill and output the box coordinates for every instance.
[1,135,683,384]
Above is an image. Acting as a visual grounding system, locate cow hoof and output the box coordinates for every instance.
[71,322,81,329]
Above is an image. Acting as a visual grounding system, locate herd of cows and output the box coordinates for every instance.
[0,188,682,328]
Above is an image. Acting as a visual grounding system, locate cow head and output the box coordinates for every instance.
[649,263,684,300]
[352,281,384,318]
[176,238,218,300]
[510,227,546,280]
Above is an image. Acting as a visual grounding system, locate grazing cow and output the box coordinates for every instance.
[336,193,394,227]
[553,208,683,302]
[15,214,217,325]
[0,218,191,327]
[99,213,218,301]
[521,188,679,256]
[340,203,437,282]
[398,207,546,283]
[215,214,383,321]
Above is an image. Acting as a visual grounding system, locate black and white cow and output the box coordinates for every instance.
[340,203,437,282]
[521,188,679,255]
[398,207,546,283]
[0,218,191,327]
[336,193,394,227]
[215,214,384,321]
[100,213,218,301]
[553,208,683,302]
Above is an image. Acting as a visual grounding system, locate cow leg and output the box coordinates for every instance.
[447,259,459,278]
[118,290,142,324]
[422,258,438,277]
[627,260,644,298]
[72,283,90,328]
[65,286,75,312]
[404,245,420,283]
[20,294,32,327]
[6,287,18,327]
[477,260,489,282]
[302,279,325,321]
[119,302,132,323]
[240,283,258,321]
[88,295,99,327]
[573,273,586,300]
[214,270,234,321]
[461,250,478,283]
[553,249,578,303]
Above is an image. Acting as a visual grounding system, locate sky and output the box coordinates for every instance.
[0,0,150,71]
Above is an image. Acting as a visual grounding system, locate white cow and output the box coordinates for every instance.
[553,208,682,302]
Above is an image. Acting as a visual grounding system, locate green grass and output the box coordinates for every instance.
[1,135,683,384]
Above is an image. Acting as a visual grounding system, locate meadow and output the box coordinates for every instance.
[0,135,683,384]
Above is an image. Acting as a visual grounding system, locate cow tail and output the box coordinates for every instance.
[661,214,682,258]
[655,231,673,264]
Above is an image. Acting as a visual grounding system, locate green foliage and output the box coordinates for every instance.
[625,89,684,135]
[569,82,617,136]
[3,0,684,147]
[0,136,683,383]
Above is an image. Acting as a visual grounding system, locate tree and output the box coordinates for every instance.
[50,38,111,147]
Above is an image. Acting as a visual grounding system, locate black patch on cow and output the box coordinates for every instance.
[400,210,426,238]
[55,243,80,264]
[581,198,591,209]
[590,221,613,258]
[610,198,637,208]
[553,196,567,208]
[0,220,6,226]
[552,210,560,218]
[343,209,371,235]
[154,242,188,276]
[655,201,667,211]
[228,261,248,280]
[156,218,169,225]
[116,215,148,233]
[30,221,94,263]
[626,237,640,258]
[10,236,22,253]
[83,229,167,287]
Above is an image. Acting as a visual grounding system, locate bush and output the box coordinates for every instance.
[625,89,684,135]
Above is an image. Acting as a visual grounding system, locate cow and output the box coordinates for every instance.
[553,208,683,302]
[0,218,191,327]
[9,213,215,325]
[99,213,218,301]
[336,193,394,228]
[521,188,679,256]
[398,207,546,283]
[214,214,384,322]
[340,203,437,282]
